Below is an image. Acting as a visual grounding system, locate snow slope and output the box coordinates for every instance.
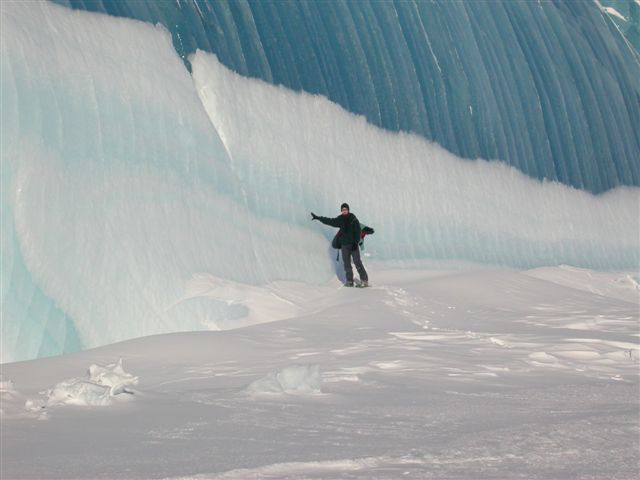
[2,267,638,479]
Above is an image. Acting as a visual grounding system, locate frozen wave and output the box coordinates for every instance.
[1,2,638,362]
[192,50,639,270]
[52,0,640,193]
[0,2,331,362]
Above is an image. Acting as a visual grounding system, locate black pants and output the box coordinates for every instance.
[341,244,368,283]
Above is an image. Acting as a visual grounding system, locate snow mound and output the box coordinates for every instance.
[525,265,640,303]
[246,364,322,394]
[46,359,138,407]
[0,376,16,417]
[1,376,48,420]
[0,376,15,393]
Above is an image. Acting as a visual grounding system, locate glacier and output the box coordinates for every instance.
[1,1,639,363]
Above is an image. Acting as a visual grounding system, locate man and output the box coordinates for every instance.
[311,203,369,287]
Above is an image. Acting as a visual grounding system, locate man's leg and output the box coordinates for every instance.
[341,245,354,284]
[352,246,368,282]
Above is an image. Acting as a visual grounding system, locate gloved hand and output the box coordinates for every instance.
[311,212,318,220]
[351,243,358,251]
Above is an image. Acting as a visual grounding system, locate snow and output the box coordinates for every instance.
[525,264,639,303]
[2,266,638,479]
[246,364,322,395]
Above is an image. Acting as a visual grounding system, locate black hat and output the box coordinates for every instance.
[340,203,350,211]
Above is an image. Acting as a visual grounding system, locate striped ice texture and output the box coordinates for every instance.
[53,0,640,194]
[1,1,638,362]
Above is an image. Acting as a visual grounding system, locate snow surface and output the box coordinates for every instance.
[1,1,639,363]
[2,266,638,479]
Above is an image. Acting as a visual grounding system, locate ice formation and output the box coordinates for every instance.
[1,2,638,362]
[54,0,640,193]
[45,358,138,406]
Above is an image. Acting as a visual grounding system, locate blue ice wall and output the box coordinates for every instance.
[54,0,640,194]
[2,1,638,363]
[600,0,640,51]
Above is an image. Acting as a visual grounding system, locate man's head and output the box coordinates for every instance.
[340,203,350,216]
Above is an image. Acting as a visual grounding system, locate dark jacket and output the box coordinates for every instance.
[316,213,361,246]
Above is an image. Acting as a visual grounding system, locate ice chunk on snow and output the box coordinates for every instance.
[46,378,113,407]
[87,358,139,396]
[0,376,16,417]
[45,359,138,406]
[247,364,322,394]
[0,376,15,393]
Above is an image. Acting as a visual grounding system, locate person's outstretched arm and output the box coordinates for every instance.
[310,212,340,227]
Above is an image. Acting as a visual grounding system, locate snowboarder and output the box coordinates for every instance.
[311,203,369,287]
